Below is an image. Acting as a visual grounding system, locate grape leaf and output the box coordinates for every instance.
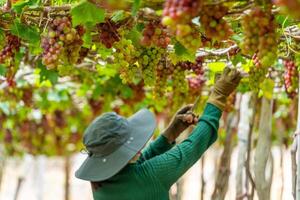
[10,20,40,44]
[207,62,226,72]
[71,1,105,27]
[13,0,38,14]
[37,61,58,85]
[132,0,141,16]
[0,64,7,76]
[111,10,126,22]
[260,78,274,100]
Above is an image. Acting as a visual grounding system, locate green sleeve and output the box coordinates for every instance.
[138,135,174,163]
[140,103,221,188]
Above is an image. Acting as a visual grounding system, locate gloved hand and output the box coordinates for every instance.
[162,105,198,143]
[208,67,242,110]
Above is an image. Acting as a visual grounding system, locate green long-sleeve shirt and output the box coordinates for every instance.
[93,103,222,200]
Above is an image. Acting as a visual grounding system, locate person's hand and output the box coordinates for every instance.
[208,67,242,110]
[162,105,198,143]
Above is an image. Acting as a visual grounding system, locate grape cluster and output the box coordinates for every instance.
[138,47,165,86]
[179,56,205,75]
[141,21,171,48]
[284,59,298,98]
[122,82,145,105]
[0,34,21,64]
[171,66,188,111]
[153,60,174,98]
[199,4,233,41]
[162,0,202,23]
[97,20,120,48]
[241,7,277,67]
[162,0,202,53]
[274,0,300,20]
[187,74,205,92]
[41,17,84,69]
[114,38,140,83]
[249,54,268,91]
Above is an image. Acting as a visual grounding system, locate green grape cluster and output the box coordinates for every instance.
[241,7,277,67]
[248,54,268,91]
[199,4,233,41]
[138,47,165,86]
[114,38,140,83]
[171,65,188,111]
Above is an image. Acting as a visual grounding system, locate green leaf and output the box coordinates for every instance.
[10,20,40,44]
[132,0,141,16]
[12,0,37,14]
[71,1,105,27]
[125,26,141,46]
[207,62,226,72]
[260,78,274,100]
[231,54,246,66]
[276,15,293,28]
[0,64,7,76]
[174,42,188,56]
[111,10,126,22]
[37,61,58,85]
[96,64,117,77]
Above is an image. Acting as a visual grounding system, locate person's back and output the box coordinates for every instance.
[93,164,169,200]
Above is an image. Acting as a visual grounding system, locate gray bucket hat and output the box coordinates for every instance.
[75,108,156,181]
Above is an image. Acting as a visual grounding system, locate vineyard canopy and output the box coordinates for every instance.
[0,0,299,156]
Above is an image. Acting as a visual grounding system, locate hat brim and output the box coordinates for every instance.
[75,108,156,181]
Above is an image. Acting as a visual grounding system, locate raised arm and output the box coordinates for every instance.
[140,67,242,188]
[138,105,196,162]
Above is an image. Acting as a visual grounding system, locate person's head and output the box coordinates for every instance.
[75,109,156,183]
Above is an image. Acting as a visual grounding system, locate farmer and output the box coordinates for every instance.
[75,67,242,200]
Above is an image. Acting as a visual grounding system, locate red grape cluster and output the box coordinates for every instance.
[199,4,233,41]
[274,0,300,19]
[241,7,277,67]
[154,60,174,98]
[187,74,205,92]
[141,21,171,48]
[0,34,21,64]
[41,17,84,69]
[97,20,120,48]
[284,59,298,98]
[162,0,202,53]
[179,56,205,75]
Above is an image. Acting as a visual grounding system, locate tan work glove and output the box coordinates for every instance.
[162,105,198,143]
[208,67,242,111]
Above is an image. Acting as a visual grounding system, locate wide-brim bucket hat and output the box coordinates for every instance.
[75,108,156,181]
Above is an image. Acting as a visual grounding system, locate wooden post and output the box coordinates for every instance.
[254,97,274,200]
[64,155,71,200]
